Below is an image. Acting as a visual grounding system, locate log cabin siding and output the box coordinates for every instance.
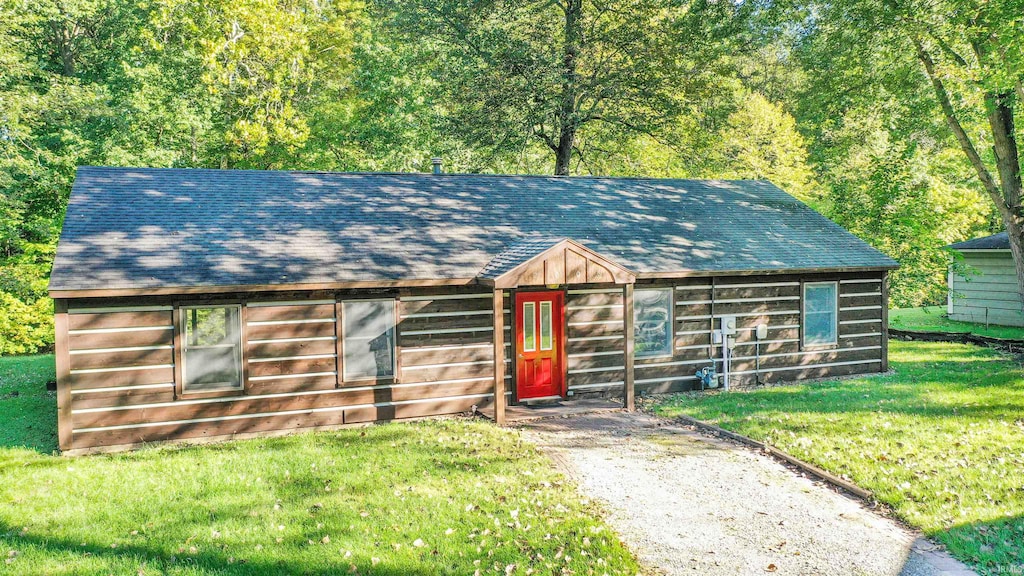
[565,288,627,394]
[562,272,887,398]
[61,289,505,451]
[56,273,887,452]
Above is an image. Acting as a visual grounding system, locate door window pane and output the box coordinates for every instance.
[634,288,673,358]
[522,302,536,352]
[343,299,396,381]
[540,301,553,351]
[182,306,242,392]
[803,282,837,345]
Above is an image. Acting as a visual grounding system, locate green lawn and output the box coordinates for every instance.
[650,340,1024,575]
[890,306,1024,340]
[0,355,640,575]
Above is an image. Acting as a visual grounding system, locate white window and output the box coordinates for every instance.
[342,299,396,381]
[634,287,673,358]
[181,305,243,392]
[803,282,838,346]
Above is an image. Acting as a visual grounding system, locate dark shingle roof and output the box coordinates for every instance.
[50,167,897,292]
[947,232,1009,251]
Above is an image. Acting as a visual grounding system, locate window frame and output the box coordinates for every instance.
[340,297,398,384]
[633,286,675,359]
[801,281,839,348]
[178,303,245,395]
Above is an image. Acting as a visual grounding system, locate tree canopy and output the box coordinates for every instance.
[0,0,1012,353]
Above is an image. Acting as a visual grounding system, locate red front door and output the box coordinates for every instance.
[515,291,566,400]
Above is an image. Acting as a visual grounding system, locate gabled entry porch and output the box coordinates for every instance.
[475,237,636,425]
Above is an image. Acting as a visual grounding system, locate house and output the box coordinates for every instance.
[947,232,1024,326]
[50,167,898,453]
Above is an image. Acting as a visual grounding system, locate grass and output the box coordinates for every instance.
[649,340,1024,575]
[0,355,57,452]
[0,355,641,575]
[890,305,1024,340]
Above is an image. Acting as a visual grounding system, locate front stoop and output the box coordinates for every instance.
[476,398,622,424]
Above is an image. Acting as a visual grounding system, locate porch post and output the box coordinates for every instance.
[492,289,506,425]
[623,283,635,412]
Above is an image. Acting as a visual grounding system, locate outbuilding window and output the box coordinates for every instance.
[803,282,838,346]
[181,305,243,392]
[634,287,673,358]
[342,299,397,381]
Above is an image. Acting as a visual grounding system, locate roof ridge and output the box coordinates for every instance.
[76,165,769,185]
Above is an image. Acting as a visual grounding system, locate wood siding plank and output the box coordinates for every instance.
[245,304,335,322]
[246,321,336,341]
[69,311,172,331]
[69,329,173,350]
[69,366,176,390]
[248,356,337,379]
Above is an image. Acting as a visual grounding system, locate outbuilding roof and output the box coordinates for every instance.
[947,232,1010,251]
[50,167,897,295]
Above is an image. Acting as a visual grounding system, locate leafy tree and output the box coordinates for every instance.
[790,0,1024,299]
[374,0,751,175]
[823,116,988,306]
[712,90,820,203]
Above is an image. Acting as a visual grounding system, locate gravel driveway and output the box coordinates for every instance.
[519,412,974,576]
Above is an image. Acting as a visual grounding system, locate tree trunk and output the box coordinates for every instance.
[985,90,1024,306]
[554,124,575,176]
[999,207,1024,310]
[554,0,581,176]
[914,38,1024,306]
[49,20,77,76]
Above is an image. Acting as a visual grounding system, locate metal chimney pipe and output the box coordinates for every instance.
[431,157,442,174]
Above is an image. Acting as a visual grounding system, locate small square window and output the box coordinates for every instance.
[803,282,838,346]
[181,305,243,392]
[342,299,396,381]
[634,287,673,358]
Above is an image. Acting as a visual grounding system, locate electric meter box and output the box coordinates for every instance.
[719,315,737,335]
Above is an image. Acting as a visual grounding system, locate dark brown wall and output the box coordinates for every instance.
[55,270,888,452]
[565,288,627,394]
[57,288,508,452]
[562,271,887,397]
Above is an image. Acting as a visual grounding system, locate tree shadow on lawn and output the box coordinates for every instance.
[0,519,443,575]
[0,423,524,575]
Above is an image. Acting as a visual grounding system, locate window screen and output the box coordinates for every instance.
[343,299,396,381]
[182,306,242,392]
[803,282,838,346]
[634,288,673,358]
